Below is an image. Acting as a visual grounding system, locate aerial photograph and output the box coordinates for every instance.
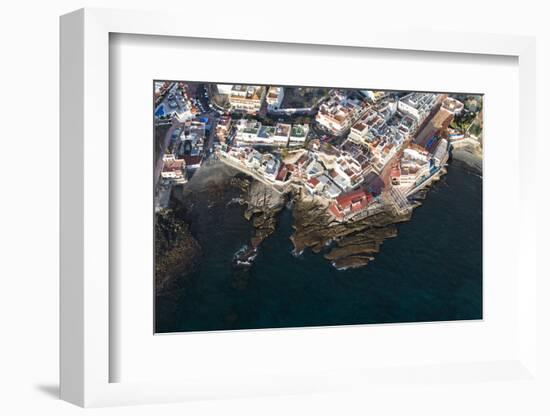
[154,82,483,333]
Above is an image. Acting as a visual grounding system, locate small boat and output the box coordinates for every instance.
[227,197,245,206]
[232,245,258,268]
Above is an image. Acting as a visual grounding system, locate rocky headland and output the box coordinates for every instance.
[156,160,453,277]
[230,174,286,248]
[231,170,422,270]
[290,193,411,270]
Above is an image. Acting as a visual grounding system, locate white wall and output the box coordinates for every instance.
[0,0,548,415]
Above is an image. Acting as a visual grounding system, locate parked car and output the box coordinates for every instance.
[171,128,181,139]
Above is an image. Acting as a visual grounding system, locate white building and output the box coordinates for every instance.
[265,158,280,180]
[266,86,284,110]
[348,120,370,143]
[324,182,342,198]
[245,149,262,169]
[315,90,369,135]
[216,83,234,95]
[305,159,325,179]
[397,93,439,124]
[234,119,306,148]
[348,109,385,143]
[273,123,291,146]
[403,147,429,163]
[305,174,336,196]
[330,168,352,190]
[370,141,396,171]
[160,154,187,184]
[289,124,309,146]
[332,154,362,190]
[227,85,265,113]
[441,97,464,115]
[432,139,449,166]
[234,119,262,146]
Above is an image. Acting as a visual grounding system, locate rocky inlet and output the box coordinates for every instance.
[228,175,286,266]
[232,173,417,270]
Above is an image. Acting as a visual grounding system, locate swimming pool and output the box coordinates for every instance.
[154,104,166,118]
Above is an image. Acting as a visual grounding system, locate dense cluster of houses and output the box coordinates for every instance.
[217,88,460,221]
[315,90,370,135]
[154,83,461,221]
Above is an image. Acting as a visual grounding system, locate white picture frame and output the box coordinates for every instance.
[60,7,540,408]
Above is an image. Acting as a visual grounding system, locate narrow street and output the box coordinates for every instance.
[154,119,183,188]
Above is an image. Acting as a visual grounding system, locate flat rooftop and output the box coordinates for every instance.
[414,107,453,147]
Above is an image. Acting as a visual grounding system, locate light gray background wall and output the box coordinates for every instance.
[0,1,548,414]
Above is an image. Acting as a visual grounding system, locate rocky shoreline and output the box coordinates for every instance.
[231,174,286,248]
[154,204,201,292]
[232,168,440,270]
[155,159,460,279]
[450,144,482,173]
[231,176,418,270]
[289,194,411,269]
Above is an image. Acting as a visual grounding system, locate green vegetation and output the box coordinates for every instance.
[448,95,483,138]
[291,115,313,125]
[464,97,482,113]
[281,87,329,109]
[450,111,476,134]
[469,119,483,137]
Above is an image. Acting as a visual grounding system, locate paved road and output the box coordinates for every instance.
[154,120,183,188]
[194,83,221,156]
[207,117,218,155]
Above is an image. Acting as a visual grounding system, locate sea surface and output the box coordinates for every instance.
[155,157,483,333]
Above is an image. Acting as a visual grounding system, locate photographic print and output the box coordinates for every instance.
[154,82,483,333]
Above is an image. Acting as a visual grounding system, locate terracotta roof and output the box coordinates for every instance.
[328,203,343,219]
[182,155,203,166]
[307,177,320,187]
[163,159,185,172]
[335,189,371,208]
[297,154,309,166]
[275,165,288,181]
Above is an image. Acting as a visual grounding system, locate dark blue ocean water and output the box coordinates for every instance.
[156,158,482,333]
